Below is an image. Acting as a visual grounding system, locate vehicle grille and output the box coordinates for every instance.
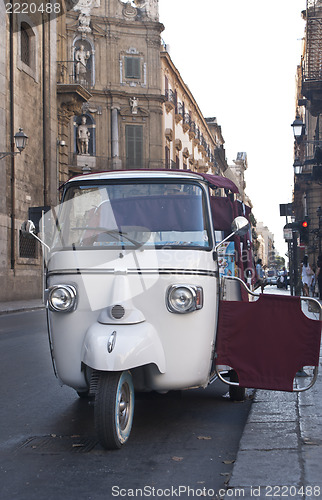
[111,304,125,320]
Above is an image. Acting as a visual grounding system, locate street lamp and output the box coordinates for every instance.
[293,158,303,175]
[0,128,28,160]
[291,117,305,140]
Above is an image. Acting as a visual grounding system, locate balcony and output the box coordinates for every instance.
[164,89,176,113]
[175,102,184,123]
[57,60,92,89]
[197,134,205,153]
[301,2,322,115]
[182,113,190,133]
[57,61,92,122]
[189,121,196,140]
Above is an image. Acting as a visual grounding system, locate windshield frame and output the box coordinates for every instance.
[52,178,213,252]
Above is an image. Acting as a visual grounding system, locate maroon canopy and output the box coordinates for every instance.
[198,173,239,194]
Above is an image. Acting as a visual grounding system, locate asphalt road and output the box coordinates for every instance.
[0,310,252,500]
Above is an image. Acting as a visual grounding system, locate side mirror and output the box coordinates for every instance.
[214,216,250,256]
[21,220,50,251]
[231,216,250,236]
[21,220,36,237]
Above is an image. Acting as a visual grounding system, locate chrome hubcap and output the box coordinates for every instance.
[118,383,130,430]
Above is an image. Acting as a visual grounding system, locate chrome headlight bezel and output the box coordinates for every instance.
[166,284,203,314]
[47,284,78,313]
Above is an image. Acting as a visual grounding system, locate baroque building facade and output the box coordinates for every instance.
[0,0,248,301]
[61,0,164,177]
[61,0,227,179]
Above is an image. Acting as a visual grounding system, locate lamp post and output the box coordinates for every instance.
[293,159,303,175]
[0,128,28,160]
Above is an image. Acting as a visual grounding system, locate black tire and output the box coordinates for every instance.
[95,371,134,450]
[229,370,246,402]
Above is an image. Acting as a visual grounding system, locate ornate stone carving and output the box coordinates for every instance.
[129,97,138,114]
[57,84,92,125]
[73,0,92,33]
[77,12,92,33]
[122,3,137,19]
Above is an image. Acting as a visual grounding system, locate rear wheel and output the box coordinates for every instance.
[95,371,134,449]
[229,370,246,402]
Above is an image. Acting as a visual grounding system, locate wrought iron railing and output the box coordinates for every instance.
[303,1,322,82]
[57,60,91,89]
[165,89,176,105]
[175,101,184,116]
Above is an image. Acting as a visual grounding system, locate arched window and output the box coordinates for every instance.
[18,17,38,80]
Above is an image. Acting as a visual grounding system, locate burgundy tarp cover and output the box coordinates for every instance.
[216,294,322,391]
[210,197,234,232]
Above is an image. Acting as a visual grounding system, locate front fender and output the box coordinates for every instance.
[81,322,166,373]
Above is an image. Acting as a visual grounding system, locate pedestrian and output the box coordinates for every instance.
[278,266,288,290]
[301,255,314,297]
[316,254,322,299]
[255,258,265,293]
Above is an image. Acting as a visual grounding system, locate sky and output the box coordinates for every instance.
[158,0,307,259]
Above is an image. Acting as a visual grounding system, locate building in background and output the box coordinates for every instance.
[226,152,252,207]
[0,10,60,300]
[292,0,322,270]
[255,222,275,268]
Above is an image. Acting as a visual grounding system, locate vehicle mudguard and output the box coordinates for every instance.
[81,321,166,373]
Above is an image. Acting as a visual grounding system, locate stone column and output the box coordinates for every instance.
[111,106,122,169]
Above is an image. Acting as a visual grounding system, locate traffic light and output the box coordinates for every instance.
[300,217,310,244]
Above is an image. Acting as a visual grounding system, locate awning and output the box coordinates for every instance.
[198,173,239,194]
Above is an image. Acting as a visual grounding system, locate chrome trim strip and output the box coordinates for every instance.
[47,268,217,277]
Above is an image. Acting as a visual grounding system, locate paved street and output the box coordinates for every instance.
[0,288,321,499]
[0,308,252,500]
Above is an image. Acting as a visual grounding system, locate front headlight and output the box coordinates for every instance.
[166,285,203,314]
[47,285,77,313]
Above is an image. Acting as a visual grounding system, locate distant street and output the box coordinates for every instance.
[0,309,252,500]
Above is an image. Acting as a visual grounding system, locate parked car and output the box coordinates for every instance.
[266,269,278,285]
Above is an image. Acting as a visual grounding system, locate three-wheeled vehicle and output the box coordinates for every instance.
[22,169,322,449]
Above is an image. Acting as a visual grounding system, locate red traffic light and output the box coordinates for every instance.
[302,220,308,228]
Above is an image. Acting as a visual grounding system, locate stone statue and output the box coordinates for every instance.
[77,116,90,155]
[130,96,138,114]
[75,45,90,82]
[77,12,91,33]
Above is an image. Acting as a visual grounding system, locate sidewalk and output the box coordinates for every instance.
[0,298,44,315]
[228,290,322,499]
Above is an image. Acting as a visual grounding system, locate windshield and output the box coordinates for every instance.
[50,181,211,250]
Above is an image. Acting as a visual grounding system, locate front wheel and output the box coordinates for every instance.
[95,370,134,450]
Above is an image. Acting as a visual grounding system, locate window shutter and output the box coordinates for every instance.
[125,57,141,79]
[21,24,30,66]
[126,125,143,168]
